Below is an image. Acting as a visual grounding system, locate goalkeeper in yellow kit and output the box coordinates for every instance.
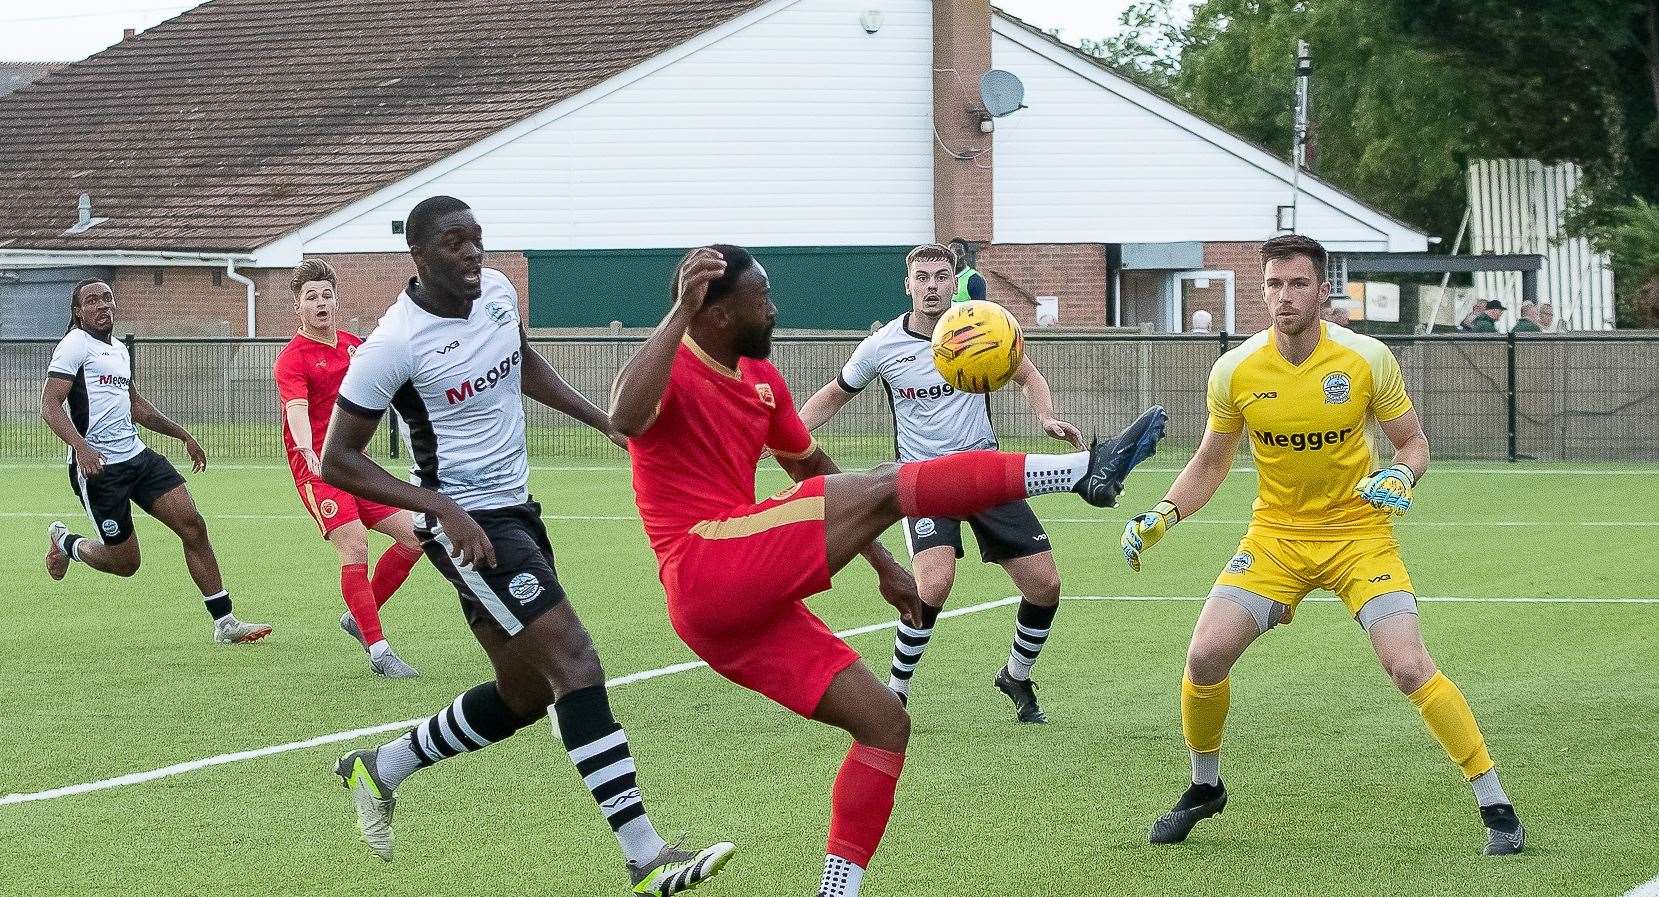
[1122,235,1524,855]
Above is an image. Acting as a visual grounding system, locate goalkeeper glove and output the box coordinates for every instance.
[1355,464,1416,516]
[1122,500,1179,572]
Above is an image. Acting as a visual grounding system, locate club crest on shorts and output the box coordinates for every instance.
[914,517,936,538]
[755,383,776,408]
[485,301,513,326]
[508,572,544,605]
[1226,550,1254,573]
[101,519,119,537]
[319,498,339,519]
[1322,371,1351,405]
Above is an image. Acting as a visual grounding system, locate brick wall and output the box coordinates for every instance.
[933,0,993,244]
[103,251,529,338]
[108,265,285,338]
[977,243,1108,328]
[1204,241,1268,334]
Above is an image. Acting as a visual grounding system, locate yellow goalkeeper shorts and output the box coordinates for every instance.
[1213,532,1414,620]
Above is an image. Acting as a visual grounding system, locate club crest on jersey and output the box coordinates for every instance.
[1226,551,1254,573]
[346,344,357,356]
[914,517,937,538]
[1322,372,1351,405]
[319,499,339,519]
[755,383,776,408]
[101,519,119,537]
[508,572,544,605]
[484,301,513,326]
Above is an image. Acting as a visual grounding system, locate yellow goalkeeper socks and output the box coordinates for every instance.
[1182,675,1230,765]
[1408,671,1495,780]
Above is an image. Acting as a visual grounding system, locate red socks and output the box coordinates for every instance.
[341,563,384,647]
[896,451,1027,519]
[371,543,422,608]
[827,742,905,869]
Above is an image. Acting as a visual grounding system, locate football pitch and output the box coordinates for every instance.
[0,457,1655,897]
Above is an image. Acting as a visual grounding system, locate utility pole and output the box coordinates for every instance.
[1289,40,1311,233]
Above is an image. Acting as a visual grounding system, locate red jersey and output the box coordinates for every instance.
[274,329,363,483]
[629,337,816,561]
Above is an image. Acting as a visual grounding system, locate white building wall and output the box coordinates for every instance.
[990,28,1426,252]
[303,0,934,254]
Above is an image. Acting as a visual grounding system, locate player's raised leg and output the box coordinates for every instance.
[886,543,952,705]
[1365,605,1524,854]
[1149,593,1267,843]
[48,519,141,578]
[811,662,910,897]
[994,550,1061,724]
[146,482,270,644]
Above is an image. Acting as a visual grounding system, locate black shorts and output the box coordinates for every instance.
[418,501,568,637]
[902,499,1051,564]
[69,447,186,545]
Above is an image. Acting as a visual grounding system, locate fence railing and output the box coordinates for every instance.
[2,332,1655,466]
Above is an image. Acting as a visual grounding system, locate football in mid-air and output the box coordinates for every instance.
[930,299,1024,394]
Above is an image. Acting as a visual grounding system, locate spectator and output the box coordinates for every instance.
[1190,309,1213,333]
[1467,299,1505,333]
[947,238,987,303]
[1539,303,1556,331]
[1512,301,1543,333]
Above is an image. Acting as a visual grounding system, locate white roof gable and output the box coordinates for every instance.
[990,15,1430,252]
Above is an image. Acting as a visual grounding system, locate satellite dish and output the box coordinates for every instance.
[980,69,1026,117]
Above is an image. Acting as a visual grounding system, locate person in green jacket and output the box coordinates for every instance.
[1511,301,1543,333]
[1467,300,1505,333]
[948,239,987,303]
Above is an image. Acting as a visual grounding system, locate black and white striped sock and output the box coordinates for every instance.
[1005,599,1059,681]
[556,685,668,867]
[887,603,942,697]
[374,681,537,790]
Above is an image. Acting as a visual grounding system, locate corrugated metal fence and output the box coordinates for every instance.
[1,333,1655,465]
[1469,159,1617,330]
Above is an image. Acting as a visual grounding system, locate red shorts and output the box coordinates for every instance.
[661,476,855,718]
[295,478,402,538]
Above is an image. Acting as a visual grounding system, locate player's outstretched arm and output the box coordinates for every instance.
[610,248,726,436]
[1010,356,1083,448]
[797,381,857,432]
[130,386,206,472]
[41,376,103,478]
[520,329,624,447]
[1122,427,1239,572]
[321,406,495,567]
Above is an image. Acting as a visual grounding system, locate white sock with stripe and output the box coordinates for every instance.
[374,681,535,790]
[555,685,668,867]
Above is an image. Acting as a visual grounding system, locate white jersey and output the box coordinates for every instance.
[839,314,996,462]
[47,328,145,465]
[337,268,529,512]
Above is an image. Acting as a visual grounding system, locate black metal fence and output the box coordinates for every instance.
[2,333,1654,466]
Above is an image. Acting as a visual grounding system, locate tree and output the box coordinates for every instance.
[1095,0,1659,324]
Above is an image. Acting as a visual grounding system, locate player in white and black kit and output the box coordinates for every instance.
[319,197,733,895]
[800,244,1084,723]
[40,279,272,645]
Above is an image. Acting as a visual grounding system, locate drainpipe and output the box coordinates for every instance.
[224,259,257,336]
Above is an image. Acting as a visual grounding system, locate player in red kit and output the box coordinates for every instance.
[611,245,1168,897]
[274,259,424,677]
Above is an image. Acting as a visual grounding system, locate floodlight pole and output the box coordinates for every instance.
[1289,40,1310,233]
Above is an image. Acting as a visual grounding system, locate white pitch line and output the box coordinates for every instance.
[3,510,1656,529]
[3,593,1645,808]
[0,462,1653,476]
[1063,595,1659,604]
[0,596,1018,808]
[1625,873,1659,897]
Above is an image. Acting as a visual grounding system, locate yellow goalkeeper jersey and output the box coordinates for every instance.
[1206,321,1414,540]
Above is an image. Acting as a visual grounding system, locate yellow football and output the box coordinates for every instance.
[930,300,1024,394]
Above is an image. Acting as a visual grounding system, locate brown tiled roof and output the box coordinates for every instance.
[0,0,767,253]
[0,62,66,97]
